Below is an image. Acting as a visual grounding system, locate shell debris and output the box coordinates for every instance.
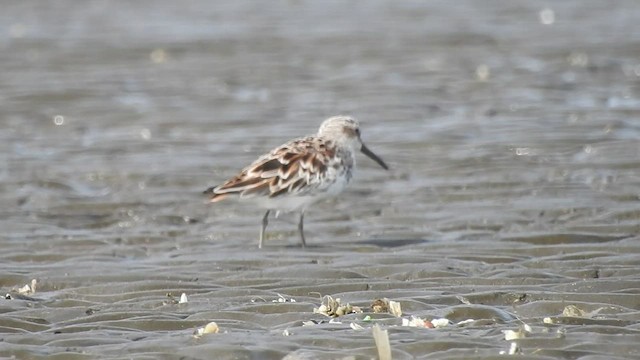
[313,295,362,317]
[17,279,37,295]
[401,316,434,329]
[273,293,296,303]
[371,298,402,317]
[178,293,188,304]
[164,293,185,305]
[498,342,521,355]
[562,304,588,317]
[431,318,453,328]
[193,322,220,338]
[503,329,526,341]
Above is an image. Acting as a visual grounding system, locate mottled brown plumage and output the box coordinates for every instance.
[204,136,339,201]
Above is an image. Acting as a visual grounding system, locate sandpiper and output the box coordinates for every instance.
[204,115,388,248]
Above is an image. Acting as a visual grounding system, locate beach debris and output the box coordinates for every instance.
[456,319,475,326]
[164,293,179,305]
[556,327,566,338]
[273,293,296,303]
[4,292,42,302]
[350,322,365,330]
[313,295,362,317]
[179,293,188,304]
[16,279,37,295]
[164,292,189,305]
[562,304,588,317]
[569,304,609,319]
[503,329,526,341]
[282,329,291,336]
[456,295,472,305]
[371,299,387,313]
[503,321,532,341]
[397,316,456,329]
[85,308,98,315]
[302,318,343,326]
[401,316,434,328]
[193,322,219,338]
[4,279,39,300]
[499,342,521,355]
[371,298,402,317]
[372,324,392,360]
[431,318,454,328]
[544,304,607,324]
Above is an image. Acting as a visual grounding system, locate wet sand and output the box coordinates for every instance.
[2,1,640,359]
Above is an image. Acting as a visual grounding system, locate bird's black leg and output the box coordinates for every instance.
[259,210,270,249]
[298,211,306,247]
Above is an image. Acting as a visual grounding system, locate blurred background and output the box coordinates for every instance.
[1,1,640,358]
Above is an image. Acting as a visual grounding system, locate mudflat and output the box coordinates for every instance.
[2,1,639,359]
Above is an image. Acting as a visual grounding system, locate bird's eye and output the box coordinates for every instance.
[355,128,361,137]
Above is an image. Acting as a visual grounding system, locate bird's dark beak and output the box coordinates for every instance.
[360,143,389,170]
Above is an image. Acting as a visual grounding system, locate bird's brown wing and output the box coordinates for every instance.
[204,137,336,202]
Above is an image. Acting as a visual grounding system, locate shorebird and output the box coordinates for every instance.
[204,115,388,248]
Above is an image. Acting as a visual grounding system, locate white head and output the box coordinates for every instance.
[317,115,388,170]
[317,115,361,146]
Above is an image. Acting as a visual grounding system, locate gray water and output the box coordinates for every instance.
[2,1,640,359]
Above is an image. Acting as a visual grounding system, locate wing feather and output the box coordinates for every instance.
[205,137,337,202]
